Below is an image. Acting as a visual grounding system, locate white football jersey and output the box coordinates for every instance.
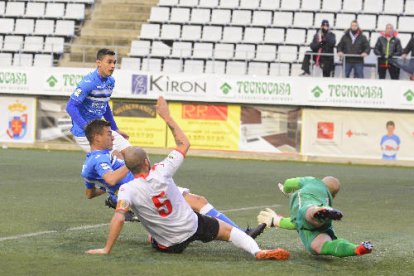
[117,150,198,247]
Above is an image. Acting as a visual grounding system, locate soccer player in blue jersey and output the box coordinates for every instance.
[66,48,130,154]
[83,115,266,238]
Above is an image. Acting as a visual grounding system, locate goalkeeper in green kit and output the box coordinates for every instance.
[257,176,373,257]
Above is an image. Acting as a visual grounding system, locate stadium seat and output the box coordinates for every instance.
[151,41,171,57]
[322,0,342,12]
[205,60,225,74]
[256,45,277,61]
[14,19,34,35]
[332,30,344,43]
[342,0,362,13]
[65,4,85,20]
[211,9,231,25]
[26,2,45,17]
[181,25,202,41]
[214,43,234,60]
[398,17,414,32]
[232,10,252,26]
[0,2,5,15]
[226,61,247,75]
[34,54,53,67]
[243,27,264,43]
[141,58,162,72]
[248,62,268,75]
[269,63,290,76]
[260,0,280,10]
[44,37,64,54]
[5,2,25,17]
[280,0,300,11]
[222,27,242,43]
[365,51,377,65]
[184,59,204,74]
[405,0,414,15]
[252,11,272,26]
[129,40,151,56]
[293,12,314,28]
[285,29,306,45]
[160,24,181,40]
[219,0,239,9]
[298,46,308,62]
[149,7,170,22]
[190,9,211,24]
[3,35,23,52]
[13,53,33,66]
[139,24,160,39]
[240,0,260,10]
[377,15,397,31]
[45,3,65,18]
[55,20,75,37]
[170,8,190,23]
[357,14,377,30]
[383,0,404,14]
[264,28,285,44]
[121,57,141,70]
[179,0,198,7]
[234,44,255,60]
[363,0,383,14]
[198,0,218,8]
[23,36,44,52]
[398,33,412,48]
[193,42,213,59]
[273,12,293,27]
[314,13,335,28]
[0,18,14,34]
[290,63,303,76]
[301,0,321,11]
[34,20,55,36]
[370,32,380,47]
[171,41,192,58]
[0,53,13,66]
[163,59,183,73]
[277,45,298,62]
[159,0,178,6]
[335,14,356,30]
[201,26,222,42]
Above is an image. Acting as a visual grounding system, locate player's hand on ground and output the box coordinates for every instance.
[257,208,279,228]
[116,129,129,140]
[85,248,109,255]
[156,96,170,120]
[277,183,289,197]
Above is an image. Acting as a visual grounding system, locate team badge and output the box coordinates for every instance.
[7,114,28,140]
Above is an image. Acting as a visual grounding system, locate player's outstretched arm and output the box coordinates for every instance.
[102,166,130,186]
[85,211,125,255]
[257,208,296,230]
[156,96,190,155]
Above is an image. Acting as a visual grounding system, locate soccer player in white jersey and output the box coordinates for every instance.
[86,97,290,260]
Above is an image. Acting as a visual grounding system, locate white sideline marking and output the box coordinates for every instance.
[0,204,280,242]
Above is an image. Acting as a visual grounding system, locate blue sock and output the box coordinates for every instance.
[201,204,243,231]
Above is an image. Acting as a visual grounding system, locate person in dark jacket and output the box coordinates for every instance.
[401,36,414,80]
[300,20,336,77]
[337,20,370,78]
[374,24,402,79]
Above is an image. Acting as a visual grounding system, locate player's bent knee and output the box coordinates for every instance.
[310,233,332,254]
[184,194,208,212]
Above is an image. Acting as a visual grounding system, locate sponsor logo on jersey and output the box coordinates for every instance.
[100,163,111,170]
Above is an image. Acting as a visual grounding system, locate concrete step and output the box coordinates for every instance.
[88,20,144,30]
[101,0,158,5]
[92,12,147,21]
[94,4,151,13]
[80,27,139,38]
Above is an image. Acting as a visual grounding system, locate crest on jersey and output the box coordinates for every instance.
[74,88,82,97]
[100,163,111,170]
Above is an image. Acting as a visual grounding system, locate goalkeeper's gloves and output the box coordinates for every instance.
[257,208,283,228]
[278,182,289,197]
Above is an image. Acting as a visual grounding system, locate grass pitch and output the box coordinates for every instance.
[1,148,413,275]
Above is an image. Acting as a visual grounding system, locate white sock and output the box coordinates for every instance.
[199,203,214,215]
[229,227,260,256]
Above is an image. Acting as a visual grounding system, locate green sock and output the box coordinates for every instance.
[320,239,358,257]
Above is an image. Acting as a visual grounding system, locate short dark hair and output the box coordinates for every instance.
[85,119,111,144]
[386,121,395,127]
[96,48,115,60]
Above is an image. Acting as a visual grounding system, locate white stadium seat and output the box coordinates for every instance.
[314,13,335,28]
[205,60,225,74]
[243,27,264,43]
[342,0,362,13]
[256,45,277,61]
[293,12,314,28]
[184,60,204,74]
[322,0,342,12]
[181,25,202,41]
[45,3,65,18]
[298,46,308,62]
[190,9,211,24]
[377,15,397,31]
[129,40,151,56]
[273,12,293,27]
[170,8,190,23]
[13,53,33,66]
[179,0,198,7]
[234,44,255,60]
[280,0,300,11]
[6,2,25,17]
[65,4,85,20]
[159,0,178,6]
[193,42,213,59]
[277,46,298,62]
[211,9,231,25]
[363,0,383,14]
[370,32,380,48]
[0,1,5,15]
[252,11,272,26]
[405,0,414,15]
[3,35,23,51]
[219,0,239,9]
[222,26,242,43]
[202,26,222,42]
[160,24,181,40]
[240,0,260,10]
[199,0,218,8]
[301,0,321,11]
[357,14,377,30]
[33,55,52,67]
[214,43,234,60]
[139,24,160,39]
[0,19,14,34]
[55,20,75,37]
[226,61,247,75]
[121,57,141,70]
[23,36,44,52]
[26,2,45,17]
[248,62,268,75]
[398,33,412,49]
[398,17,414,32]
[15,19,34,35]
[0,53,13,66]
[383,0,404,14]
[141,58,162,72]
[291,63,303,76]
[285,29,306,45]
[151,41,171,57]
[232,10,251,26]
[44,37,64,54]
[264,28,285,44]
[35,20,55,36]
[269,63,290,76]
[163,59,182,73]
[335,14,356,30]
[260,0,280,10]
[171,41,192,58]
[149,7,170,22]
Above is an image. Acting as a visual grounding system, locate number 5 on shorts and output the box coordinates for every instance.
[151,191,173,217]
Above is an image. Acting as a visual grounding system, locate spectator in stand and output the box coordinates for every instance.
[374,24,402,80]
[337,20,370,78]
[401,36,414,80]
[300,20,336,77]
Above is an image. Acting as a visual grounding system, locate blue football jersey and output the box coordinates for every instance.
[81,149,134,198]
[69,69,115,137]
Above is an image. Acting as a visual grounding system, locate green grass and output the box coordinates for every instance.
[1,148,413,275]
